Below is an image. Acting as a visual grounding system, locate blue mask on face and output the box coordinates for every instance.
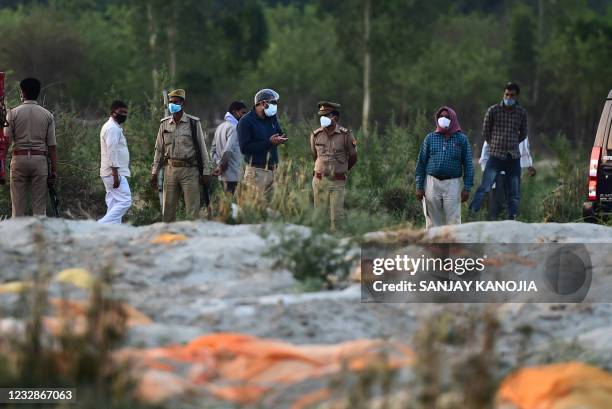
[503,98,516,107]
[168,103,182,114]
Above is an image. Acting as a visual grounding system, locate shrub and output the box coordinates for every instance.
[263,225,356,290]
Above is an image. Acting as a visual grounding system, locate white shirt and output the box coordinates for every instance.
[479,137,533,172]
[100,117,130,177]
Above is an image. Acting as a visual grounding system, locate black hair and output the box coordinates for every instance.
[505,82,520,95]
[330,110,340,117]
[20,77,41,100]
[110,100,128,113]
[228,100,247,114]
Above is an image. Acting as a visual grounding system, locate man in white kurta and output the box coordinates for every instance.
[98,100,132,224]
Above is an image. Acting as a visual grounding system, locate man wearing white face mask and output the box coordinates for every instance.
[415,106,474,228]
[310,101,357,230]
[237,88,286,198]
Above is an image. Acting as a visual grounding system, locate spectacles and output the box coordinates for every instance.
[266,100,278,105]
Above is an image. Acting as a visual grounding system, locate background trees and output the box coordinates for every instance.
[0,0,610,145]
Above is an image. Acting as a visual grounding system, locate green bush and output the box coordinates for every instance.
[541,134,588,223]
[263,225,356,290]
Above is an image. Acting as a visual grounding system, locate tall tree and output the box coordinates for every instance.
[508,3,537,104]
[362,0,371,137]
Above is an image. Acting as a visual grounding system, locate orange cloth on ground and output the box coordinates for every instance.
[497,362,612,409]
[119,332,414,406]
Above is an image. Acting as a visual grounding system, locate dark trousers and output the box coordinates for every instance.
[488,172,510,219]
[469,155,521,219]
[224,181,238,195]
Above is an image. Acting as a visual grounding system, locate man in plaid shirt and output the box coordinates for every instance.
[469,82,528,219]
[415,106,473,228]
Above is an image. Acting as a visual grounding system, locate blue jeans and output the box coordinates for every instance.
[469,156,521,218]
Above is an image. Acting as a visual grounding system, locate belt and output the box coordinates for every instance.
[315,172,346,181]
[164,158,197,167]
[250,163,276,171]
[430,174,454,181]
[13,149,47,156]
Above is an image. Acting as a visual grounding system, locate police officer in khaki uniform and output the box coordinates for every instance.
[150,89,211,222]
[310,101,357,230]
[4,78,57,217]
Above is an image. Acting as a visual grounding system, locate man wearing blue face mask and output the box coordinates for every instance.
[237,88,286,198]
[469,82,528,220]
[150,89,211,222]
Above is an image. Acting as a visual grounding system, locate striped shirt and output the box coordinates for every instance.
[482,102,528,159]
[415,132,474,191]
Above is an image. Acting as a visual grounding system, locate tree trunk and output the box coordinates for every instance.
[361,0,372,138]
[167,6,178,85]
[147,3,159,96]
[533,0,544,104]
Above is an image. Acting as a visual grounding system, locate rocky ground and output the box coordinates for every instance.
[0,218,611,407]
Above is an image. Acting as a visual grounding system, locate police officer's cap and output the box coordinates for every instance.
[318,101,341,116]
[168,89,186,100]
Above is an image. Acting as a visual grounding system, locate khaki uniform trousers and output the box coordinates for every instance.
[312,176,346,230]
[10,155,48,217]
[162,165,200,222]
[422,175,462,229]
[243,165,274,200]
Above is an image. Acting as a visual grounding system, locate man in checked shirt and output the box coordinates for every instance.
[469,82,528,220]
[415,106,474,229]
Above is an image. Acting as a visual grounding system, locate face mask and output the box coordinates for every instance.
[320,116,332,128]
[437,116,451,129]
[264,102,277,117]
[503,98,516,107]
[169,103,183,114]
[114,113,128,124]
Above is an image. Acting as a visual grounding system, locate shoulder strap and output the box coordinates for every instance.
[190,118,204,175]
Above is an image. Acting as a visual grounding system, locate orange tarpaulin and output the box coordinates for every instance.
[116,333,414,406]
[150,233,188,244]
[496,362,612,409]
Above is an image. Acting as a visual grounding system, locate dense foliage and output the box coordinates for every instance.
[0,0,609,228]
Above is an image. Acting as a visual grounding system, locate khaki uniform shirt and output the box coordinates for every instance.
[151,113,211,175]
[310,124,357,175]
[4,100,56,152]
